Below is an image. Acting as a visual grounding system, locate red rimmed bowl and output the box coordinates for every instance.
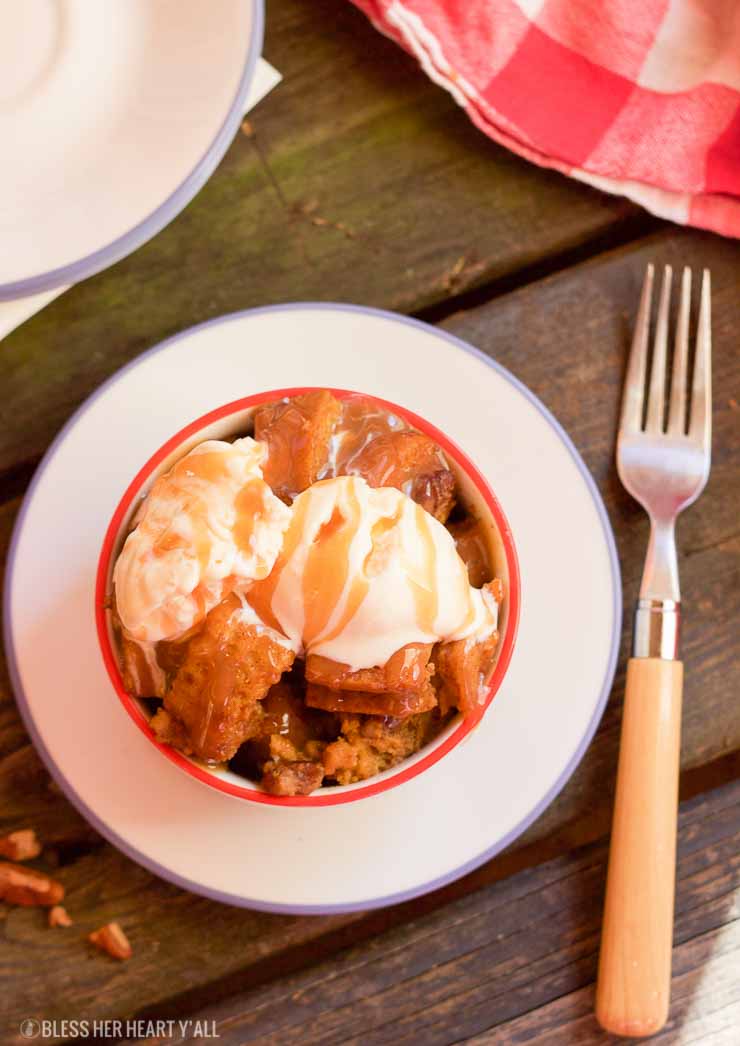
[96,387,520,807]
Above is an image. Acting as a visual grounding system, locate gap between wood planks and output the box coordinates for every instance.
[414,211,662,326]
[0,213,675,510]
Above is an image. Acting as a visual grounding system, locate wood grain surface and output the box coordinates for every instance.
[131,780,740,1045]
[1,1,739,1041]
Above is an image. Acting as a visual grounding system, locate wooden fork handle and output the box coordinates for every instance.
[596,657,683,1037]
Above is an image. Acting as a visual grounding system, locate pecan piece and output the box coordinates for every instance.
[88,921,132,960]
[49,905,73,928]
[0,861,64,907]
[0,829,42,861]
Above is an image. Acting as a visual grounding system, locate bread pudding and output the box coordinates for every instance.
[110,390,504,796]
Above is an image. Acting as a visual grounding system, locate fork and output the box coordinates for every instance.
[596,264,712,1037]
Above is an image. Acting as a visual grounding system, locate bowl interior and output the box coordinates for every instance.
[98,390,519,805]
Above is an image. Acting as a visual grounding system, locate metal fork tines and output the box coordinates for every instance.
[617,264,712,659]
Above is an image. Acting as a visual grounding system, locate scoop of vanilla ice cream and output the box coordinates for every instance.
[114,437,291,642]
[254,475,497,670]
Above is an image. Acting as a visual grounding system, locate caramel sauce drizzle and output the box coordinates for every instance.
[248,478,457,653]
[233,479,269,560]
[172,449,235,485]
[249,480,371,647]
[301,484,365,645]
[247,493,313,635]
[196,646,238,753]
[138,445,277,639]
[330,395,405,476]
[308,486,372,646]
[151,448,243,570]
[406,504,439,635]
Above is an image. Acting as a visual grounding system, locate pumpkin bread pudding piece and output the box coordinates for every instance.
[244,681,334,766]
[150,707,195,754]
[322,712,437,786]
[409,468,457,523]
[305,642,434,695]
[434,581,503,716]
[346,429,457,523]
[254,389,342,502]
[447,517,493,588]
[117,615,196,700]
[156,594,295,763]
[244,681,336,797]
[112,604,165,700]
[305,679,437,718]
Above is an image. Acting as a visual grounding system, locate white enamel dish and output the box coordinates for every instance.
[4,305,621,913]
[0,0,264,300]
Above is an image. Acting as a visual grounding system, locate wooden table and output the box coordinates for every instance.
[1,3,738,1042]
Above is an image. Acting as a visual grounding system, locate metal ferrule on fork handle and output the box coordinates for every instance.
[633,598,680,660]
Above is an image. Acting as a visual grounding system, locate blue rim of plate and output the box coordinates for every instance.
[3,303,622,914]
[0,0,265,302]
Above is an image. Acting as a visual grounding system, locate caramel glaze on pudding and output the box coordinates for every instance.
[111,391,505,796]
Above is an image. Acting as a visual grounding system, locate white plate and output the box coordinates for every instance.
[0,0,263,300]
[4,305,620,913]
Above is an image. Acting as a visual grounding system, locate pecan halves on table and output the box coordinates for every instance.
[0,829,42,861]
[0,862,64,907]
[88,921,132,961]
[48,905,73,928]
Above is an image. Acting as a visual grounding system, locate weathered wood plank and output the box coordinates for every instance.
[131,780,740,1045]
[0,228,738,1034]
[0,0,645,476]
[467,923,740,1044]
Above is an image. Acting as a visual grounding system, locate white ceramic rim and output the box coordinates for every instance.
[0,0,265,302]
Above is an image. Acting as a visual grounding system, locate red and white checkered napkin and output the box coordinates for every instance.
[351,0,740,237]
